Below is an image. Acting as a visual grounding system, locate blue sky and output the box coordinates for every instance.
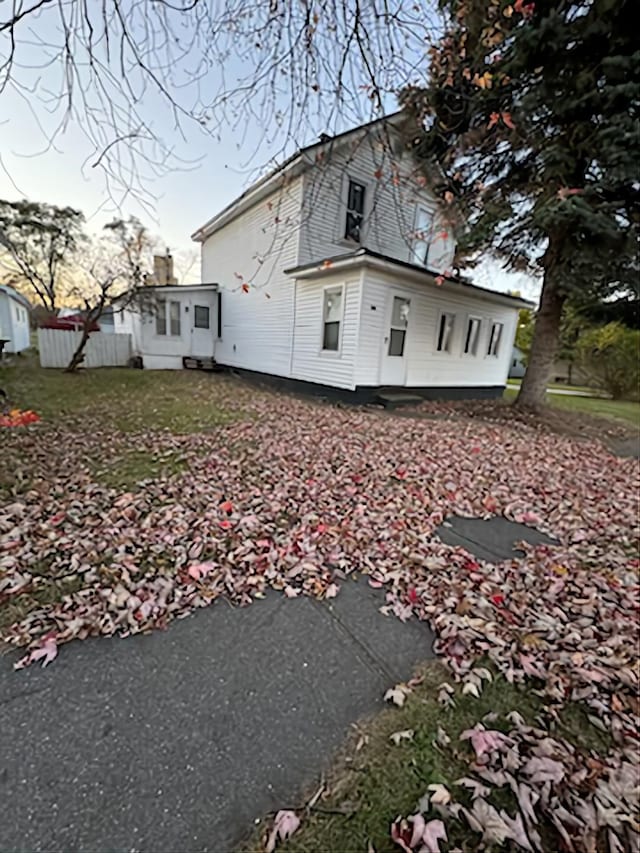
[0,3,540,300]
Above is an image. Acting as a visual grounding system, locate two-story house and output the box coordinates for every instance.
[126,112,529,400]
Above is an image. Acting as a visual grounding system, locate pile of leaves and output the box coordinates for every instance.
[1,382,638,851]
[0,408,40,427]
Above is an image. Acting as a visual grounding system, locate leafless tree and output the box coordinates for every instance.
[64,215,154,370]
[0,1,443,207]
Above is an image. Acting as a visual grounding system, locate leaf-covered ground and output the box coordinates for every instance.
[1,366,638,852]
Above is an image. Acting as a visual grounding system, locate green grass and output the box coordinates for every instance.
[91,449,189,489]
[503,387,640,427]
[506,378,597,393]
[242,664,610,853]
[0,360,240,432]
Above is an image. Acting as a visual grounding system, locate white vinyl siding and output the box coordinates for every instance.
[291,276,361,389]
[355,271,517,388]
[298,130,456,273]
[200,176,303,377]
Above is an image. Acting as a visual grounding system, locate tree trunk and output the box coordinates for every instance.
[65,324,93,372]
[515,268,566,410]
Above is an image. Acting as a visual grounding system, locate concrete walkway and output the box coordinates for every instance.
[0,519,553,853]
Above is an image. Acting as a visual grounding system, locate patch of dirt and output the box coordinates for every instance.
[391,398,638,454]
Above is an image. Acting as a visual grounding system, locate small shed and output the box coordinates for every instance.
[117,284,220,370]
[0,285,30,354]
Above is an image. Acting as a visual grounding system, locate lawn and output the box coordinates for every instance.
[1,364,637,853]
[503,385,640,427]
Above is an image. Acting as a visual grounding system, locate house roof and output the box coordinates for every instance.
[0,285,31,310]
[191,112,405,243]
[285,248,535,310]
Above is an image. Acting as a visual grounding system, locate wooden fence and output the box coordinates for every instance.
[38,329,132,368]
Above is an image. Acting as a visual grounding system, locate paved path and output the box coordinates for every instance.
[0,518,552,853]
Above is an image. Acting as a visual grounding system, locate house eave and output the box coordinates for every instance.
[285,250,535,310]
[190,111,408,243]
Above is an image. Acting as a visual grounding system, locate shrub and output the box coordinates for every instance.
[577,323,640,400]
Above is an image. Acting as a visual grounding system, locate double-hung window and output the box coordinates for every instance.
[155,298,181,336]
[436,312,455,353]
[487,321,503,357]
[413,206,434,266]
[344,180,366,242]
[463,316,482,355]
[322,286,343,351]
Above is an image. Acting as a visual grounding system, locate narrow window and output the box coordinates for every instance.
[169,300,181,336]
[322,286,343,351]
[217,292,222,338]
[414,207,434,266]
[194,305,210,329]
[436,312,455,352]
[388,296,410,356]
[344,180,366,242]
[464,317,481,355]
[487,321,503,356]
[155,298,167,335]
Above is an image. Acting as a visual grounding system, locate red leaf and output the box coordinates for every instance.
[219,500,233,514]
[502,111,515,129]
[241,283,250,293]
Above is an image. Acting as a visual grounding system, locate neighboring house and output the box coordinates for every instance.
[118,283,219,370]
[0,285,31,353]
[191,111,532,400]
[509,345,527,379]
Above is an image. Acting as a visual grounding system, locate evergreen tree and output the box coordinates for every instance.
[402,0,639,407]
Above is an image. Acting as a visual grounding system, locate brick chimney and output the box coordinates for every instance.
[152,249,177,285]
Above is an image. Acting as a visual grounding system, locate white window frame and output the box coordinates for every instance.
[155,297,182,337]
[155,297,167,336]
[320,283,345,356]
[435,310,456,354]
[340,175,369,245]
[487,320,504,357]
[462,315,482,357]
[411,204,436,267]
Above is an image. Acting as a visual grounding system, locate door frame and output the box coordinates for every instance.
[379,289,411,386]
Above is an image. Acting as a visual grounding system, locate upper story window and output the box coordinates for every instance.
[436,312,455,353]
[487,321,504,357]
[463,316,482,355]
[344,180,366,242]
[413,206,435,266]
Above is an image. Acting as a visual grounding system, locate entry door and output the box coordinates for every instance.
[190,301,215,356]
[380,292,411,385]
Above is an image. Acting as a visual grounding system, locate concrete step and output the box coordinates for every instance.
[376,392,424,409]
[182,356,222,372]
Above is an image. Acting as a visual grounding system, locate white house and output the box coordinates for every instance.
[117,283,219,370]
[0,285,30,354]
[190,112,532,401]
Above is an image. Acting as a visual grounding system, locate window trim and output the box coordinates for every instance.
[320,282,345,356]
[155,297,182,337]
[462,315,482,357]
[487,320,504,358]
[412,204,436,267]
[435,310,456,354]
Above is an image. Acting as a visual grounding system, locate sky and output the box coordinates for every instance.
[0,2,541,301]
